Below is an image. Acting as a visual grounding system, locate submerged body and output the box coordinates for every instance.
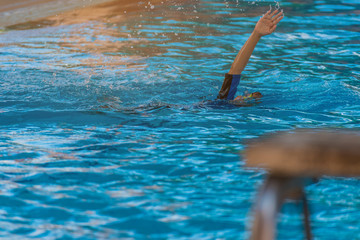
[101,10,284,112]
[217,9,283,103]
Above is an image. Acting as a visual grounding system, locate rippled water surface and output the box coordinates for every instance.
[1,0,360,239]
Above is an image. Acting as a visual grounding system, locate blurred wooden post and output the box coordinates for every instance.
[250,175,312,240]
[245,129,360,240]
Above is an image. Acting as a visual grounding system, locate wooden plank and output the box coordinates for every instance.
[245,130,360,177]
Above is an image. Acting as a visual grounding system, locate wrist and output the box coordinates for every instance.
[252,30,262,39]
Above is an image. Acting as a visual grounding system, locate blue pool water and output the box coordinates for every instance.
[0,0,360,239]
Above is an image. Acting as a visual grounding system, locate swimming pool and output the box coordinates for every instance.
[0,0,359,239]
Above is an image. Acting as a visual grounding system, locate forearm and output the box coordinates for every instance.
[228,31,261,75]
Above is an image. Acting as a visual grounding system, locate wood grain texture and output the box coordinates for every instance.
[245,129,360,177]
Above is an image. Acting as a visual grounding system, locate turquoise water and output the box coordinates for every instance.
[0,0,360,239]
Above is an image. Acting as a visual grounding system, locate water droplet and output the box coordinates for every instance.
[275,2,280,10]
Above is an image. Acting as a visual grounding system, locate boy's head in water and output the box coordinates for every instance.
[234,91,262,101]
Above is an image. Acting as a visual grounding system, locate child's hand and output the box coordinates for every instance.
[254,9,284,37]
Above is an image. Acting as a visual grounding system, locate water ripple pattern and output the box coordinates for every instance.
[0,0,359,239]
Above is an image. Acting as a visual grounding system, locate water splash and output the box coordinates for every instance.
[275,1,280,10]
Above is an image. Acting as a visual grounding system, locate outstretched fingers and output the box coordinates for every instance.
[258,8,284,36]
[273,15,284,25]
[263,10,271,18]
[270,25,277,33]
[272,11,283,20]
[268,9,279,18]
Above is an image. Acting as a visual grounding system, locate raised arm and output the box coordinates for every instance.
[228,9,284,75]
[217,10,284,101]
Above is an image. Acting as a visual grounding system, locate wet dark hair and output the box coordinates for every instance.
[251,92,262,98]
